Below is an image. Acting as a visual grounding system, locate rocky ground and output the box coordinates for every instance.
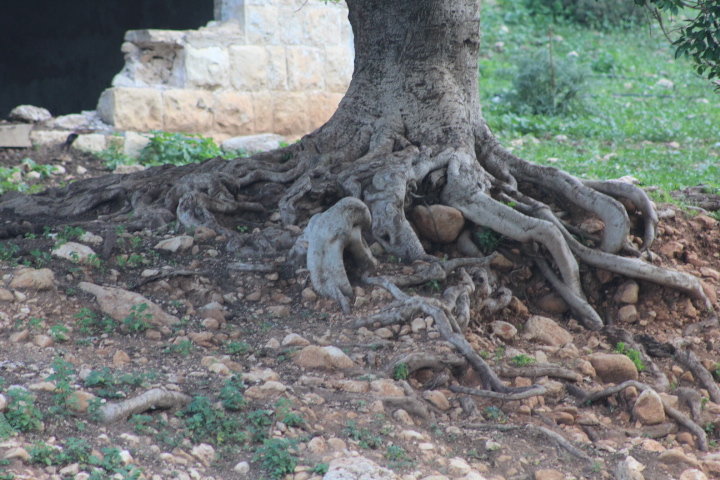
[0,145,719,480]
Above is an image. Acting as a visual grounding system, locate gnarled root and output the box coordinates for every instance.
[98,388,191,424]
[293,197,377,313]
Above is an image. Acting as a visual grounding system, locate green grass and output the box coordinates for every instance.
[481,2,720,198]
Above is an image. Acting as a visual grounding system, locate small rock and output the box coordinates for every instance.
[615,281,639,304]
[392,409,414,425]
[208,362,231,376]
[0,288,13,302]
[411,317,427,333]
[193,226,217,242]
[9,105,52,123]
[679,469,707,480]
[201,318,220,330]
[267,305,290,317]
[374,327,394,339]
[79,231,104,245]
[233,461,250,474]
[282,333,311,347]
[294,345,354,369]
[198,302,226,322]
[307,437,327,454]
[658,448,700,467]
[633,389,665,425]
[534,469,565,480]
[68,391,96,413]
[370,379,405,397]
[618,304,638,323]
[154,235,194,253]
[113,350,131,367]
[579,218,604,234]
[0,394,6,411]
[410,205,465,243]
[615,456,645,480]
[3,447,31,462]
[222,133,285,153]
[659,240,684,257]
[9,267,56,290]
[536,293,568,313]
[265,337,280,349]
[325,456,399,480]
[448,457,471,476]
[191,443,215,467]
[588,353,639,383]
[301,287,317,302]
[33,334,53,348]
[490,321,517,341]
[422,390,451,410]
[655,78,674,89]
[244,381,287,400]
[676,431,695,447]
[523,315,572,346]
[10,330,29,343]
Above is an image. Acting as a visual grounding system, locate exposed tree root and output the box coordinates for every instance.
[466,423,592,461]
[496,363,582,383]
[674,349,720,404]
[576,380,708,451]
[98,388,191,424]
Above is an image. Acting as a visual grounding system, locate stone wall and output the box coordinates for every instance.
[97,0,353,139]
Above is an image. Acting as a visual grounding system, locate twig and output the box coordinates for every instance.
[133,269,210,287]
[466,423,591,460]
[674,349,720,404]
[450,384,547,401]
[497,363,582,383]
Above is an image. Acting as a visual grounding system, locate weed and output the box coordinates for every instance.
[473,228,502,253]
[253,438,298,480]
[0,243,20,263]
[129,414,154,434]
[311,463,329,475]
[137,131,229,166]
[56,225,86,244]
[344,420,384,449]
[179,396,246,445]
[510,354,536,367]
[27,249,51,267]
[48,324,70,342]
[219,376,247,411]
[615,342,645,371]
[47,357,76,411]
[75,308,118,335]
[5,388,43,432]
[164,339,194,356]
[123,303,152,333]
[385,444,413,469]
[393,362,410,380]
[225,341,251,356]
[275,398,305,428]
[483,406,507,422]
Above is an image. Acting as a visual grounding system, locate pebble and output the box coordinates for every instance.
[588,353,639,383]
[534,469,565,480]
[9,267,56,290]
[615,281,639,304]
[191,443,215,467]
[0,288,14,302]
[618,304,638,323]
[154,235,194,253]
[294,345,354,369]
[113,349,131,366]
[282,333,311,347]
[422,390,451,410]
[233,461,250,474]
[244,380,287,399]
[633,389,665,425]
[490,321,517,341]
[33,334,54,348]
[523,315,572,346]
[615,456,645,480]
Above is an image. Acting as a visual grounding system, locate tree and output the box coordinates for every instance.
[0,0,714,393]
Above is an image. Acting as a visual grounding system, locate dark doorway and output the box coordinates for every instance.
[0,1,213,118]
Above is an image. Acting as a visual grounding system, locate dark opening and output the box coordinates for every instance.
[0,0,214,118]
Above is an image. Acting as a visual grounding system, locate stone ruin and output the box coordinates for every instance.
[1,0,353,153]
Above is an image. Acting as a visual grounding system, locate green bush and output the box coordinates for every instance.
[507,49,587,116]
[523,0,648,28]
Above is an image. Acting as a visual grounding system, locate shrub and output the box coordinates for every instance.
[523,0,648,28]
[507,49,587,116]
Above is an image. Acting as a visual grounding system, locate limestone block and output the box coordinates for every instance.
[307,92,342,129]
[184,46,230,89]
[0,124,32,148]
[123,132,151,158]
[266,46,288,90]
[29,130,69,147]
[213,91,255,136]
[287,46,325,90]
[163,89,214,133]
[324,45,353,93]
[97,88,163,131]
[252,92,275,133]
[278,8,305,46]
[246,6,280,44]
[72,134,107,153]
[305,7,342,46]
[272,92,308,135]
[229,45,269,91]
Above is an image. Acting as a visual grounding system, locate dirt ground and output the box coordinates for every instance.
[0,145,719,480]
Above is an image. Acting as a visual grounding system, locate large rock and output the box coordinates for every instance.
[78,282,180,326]
[633,390,665,425]
[588,353,639,383]
[523,315,572,346]
[615,456,646,480]
[9,268,56,290]
[52,242,97,263]
[410,205,465,243]
[324,456,399,480]
[293,345,354,369]
[9,105,52,123]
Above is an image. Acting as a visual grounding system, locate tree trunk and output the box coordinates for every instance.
[0,0,712,330]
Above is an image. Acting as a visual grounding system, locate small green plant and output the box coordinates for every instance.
[275,398,305,428]
[392,362,410,380]
[253,438,298,480]
[507,47,587,116]
[311,463,329,475]
[56,225,86,244]
[47,357,76,411]
[98,140,134,171]
[510,354,536,367]
[615,342,646,371]
[225,341,251,356]
[5,388,43,432]
[473,228,502,253]
[123,303,152,333]
[48,324,70,342]
[219,376,247,411]
[385,444,413,469]
[27,249,51,267]
[483,406,507,422]
[0,243,20,262]
[129,414,154,434]
[164,339,194,356]
[344,421,384,449]
[137,131,228,167]
[179,396,246,445]
[75,308,118,335]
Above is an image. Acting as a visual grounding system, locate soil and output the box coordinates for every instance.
[0,145,719,480]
